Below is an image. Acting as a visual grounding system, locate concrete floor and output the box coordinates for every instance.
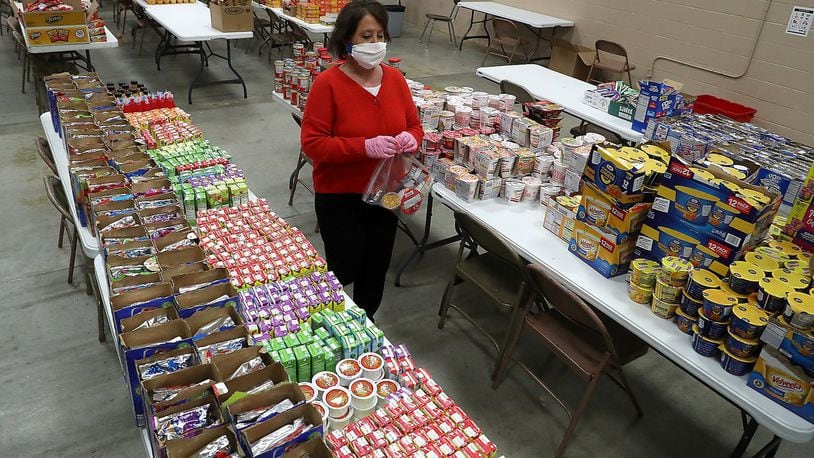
[0,7,811,458]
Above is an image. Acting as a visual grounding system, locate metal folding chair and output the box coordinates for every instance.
[481,18,529,66]
[586,39,636,86]
[419,0,460,46]
[493,263,648,457]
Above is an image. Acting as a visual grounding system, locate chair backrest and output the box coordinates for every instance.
[491,18,520,40]
[43,175,73,221]
[454,211,524,273]
[499,80,535,105]
[35,137,58,175]
[450,0,461,19]
[594,39,629,63]
[289,23,311,44]
[525,264,618,357]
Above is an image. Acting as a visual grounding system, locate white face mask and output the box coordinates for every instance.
[351,42,387,70]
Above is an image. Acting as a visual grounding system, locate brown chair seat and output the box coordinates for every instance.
[457,252,523,310]
[426,13,452,21]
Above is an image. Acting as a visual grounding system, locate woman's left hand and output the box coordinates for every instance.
[395,131,418,153]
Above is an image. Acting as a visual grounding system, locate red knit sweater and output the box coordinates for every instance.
[300,64,424,194]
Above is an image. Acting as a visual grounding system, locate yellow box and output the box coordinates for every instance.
[569,220,636,278]
[18,0,88,28]
[26,25,90,45]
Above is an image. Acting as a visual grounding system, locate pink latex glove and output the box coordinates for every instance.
[395,131,418,153]
[364,136,399,159]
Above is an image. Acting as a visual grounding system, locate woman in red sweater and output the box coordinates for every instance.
[300,0,424,319]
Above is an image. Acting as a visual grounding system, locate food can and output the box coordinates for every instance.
[630,258,660,288]
[628,282,654,304]
[692,325,724,357]
[724,327,762,359]
[729,304,769,340]
[784,292,814,330]
[376,379,400,408]
[336,359,362,386]
[782,260,811,277]
[659,256,693,287]
[651,297,678,319]
[697,308,730,339]
[312,371,340,401]
[654,277,682,303]
[719,346,758,376]
[359,352,384,381]
[769,240,804,258]
[728,262,762,294]
[680,290,704,318]
[720,280,749,303]
[674,307,696,335]
[771,268,810,291]
[745,252,780,274]
[756,277,794,314]
[685,269,721,300]
[702,289,738,321]
[298,382,317,403]
[754,246,790,264]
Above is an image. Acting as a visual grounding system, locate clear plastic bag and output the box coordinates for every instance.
[362,154,432,216]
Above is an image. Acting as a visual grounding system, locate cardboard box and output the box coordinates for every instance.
[218,364,291,405]
[185,304,243,338]
[210,0,253,33]
[18,0,88,27]
[544,203,577,242]
[152,228,196,253]
[156,246,206,269]
[111,283,175,333]
[120,306,179,334]
[119,320,194,426]
[162,262,210,283]
[165,425,243,458]
[237,403,323,458]
[548,38,593,80]
[569,220,636,277]
[147,390,225,458]
[284,437,332,458]
[583,145,648,201]
[212,346,275,382]
[172,268,229,295]
[195,327,252,363]
[576,180,651,244]
[175,282,239,319]
[95,213,141,238]
[225,382,306,430]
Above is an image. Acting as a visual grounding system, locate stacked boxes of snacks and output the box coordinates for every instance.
[583,81,639,122]
[632,80,692,133]
[17,0,106,46]
[647,113,814,208]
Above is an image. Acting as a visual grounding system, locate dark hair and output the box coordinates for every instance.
[328,0,390,58]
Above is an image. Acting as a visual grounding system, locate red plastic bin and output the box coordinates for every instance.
[692,95,757,122]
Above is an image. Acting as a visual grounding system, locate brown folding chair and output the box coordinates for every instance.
[43,175,80,285]
[438,211,527,351]
[481,18,529,66]
[493,263,648,457]
[419,0,460,46]
[586,39,635,86]
[35,137,69,248]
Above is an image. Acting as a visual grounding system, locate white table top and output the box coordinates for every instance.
[458,1,573,28]
[476,64,643,143]
[271,90,302,116]
[24,26,118,53]
[145,2,253,41]
[432,183,814,443]
[41,113,101,258]
[254,2,333,35]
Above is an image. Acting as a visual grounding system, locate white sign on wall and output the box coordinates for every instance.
[786,6,813,37]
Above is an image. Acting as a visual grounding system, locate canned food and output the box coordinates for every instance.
[720,280,749,303]
[692,325,724,357]
[729,304,769,340]
[654,277,682,303]
[724,327,762,359]
[745,252,779,274]
[651,297,678,319]
[771,268,810,291]
[756,277,793,314]
[702,289,738,322]
[728,262,763,294]
[659,256,693,287]
[769,240,803,258]
[697,308,730,339]
[685,269,721,300]
[630,258,660,288]
[719,347,758,376]
[784,292,814,330]
[628,282,654,304]
[680,290,704,318]
[754,246,790,264]
[674,307,696,335]
[782,260,811,276]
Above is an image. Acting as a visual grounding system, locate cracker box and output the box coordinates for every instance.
[569,220,636,278]
[583,145,648,202]
[18,0,89,27]
[25,25,90,46]
[576,180,651,244]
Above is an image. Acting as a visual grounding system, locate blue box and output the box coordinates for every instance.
[176,282,239,319]
[111,283,175,334]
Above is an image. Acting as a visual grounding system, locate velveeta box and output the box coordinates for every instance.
[569,220,635,278]
[748,346,814,423]
[26,25,90,46]
[582,145,648,203]
[576,180,651,244]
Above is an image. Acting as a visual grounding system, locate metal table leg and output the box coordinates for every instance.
[458,10,490,51]
[85,50,94,71]
[188,39,248,104]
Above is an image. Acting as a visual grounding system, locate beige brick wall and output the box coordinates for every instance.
[404,0,814,145]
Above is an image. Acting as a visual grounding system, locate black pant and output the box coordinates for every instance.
[314,193,398,318]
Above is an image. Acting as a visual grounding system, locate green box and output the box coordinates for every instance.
[346,321,363,334]
[283,334,300,349]
[300,322,312,335]
[322,345,336,373]
[314,327,331,343]
[334,323,351,338]
[340,334,360,359]
[268,337,286,352]
[609,99,636,121]
[347,306,366,324]
[293,345,312,382]
[307,343,325,374]
[366,326,385,352]
[277,348,297,382]
[296,330,313,346]
[356,331,372,354]
[311,313,325,329]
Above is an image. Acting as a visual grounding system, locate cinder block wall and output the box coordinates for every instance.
[404,0,814,145]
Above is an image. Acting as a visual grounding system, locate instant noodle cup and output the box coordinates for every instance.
[324,386,351,419]
[703,289,738,322]
[708,201,740,229]
[331,405,354,429]
[349,378,377,411]
[720,346,758,376]
[657,227,700,259]
[724,327,762,359]
[685,269,721,300]
[336,359,363,386]
[673,185,718,226]
[689,244,720,269]
[550,161,568,186]
[772,269,810,292]
[539,184,561,205]
[574,229,600,261]
[745,252,780,274]
[756,277,793,314]
[503,179,525,204]
[729,262,762,294]
[454,173,479,202]
[654,277,682,303]
[376,379,400,408]
[312,400,329,430]
[628,282,654,304]
[299,382,317,403]
[697,308,730,339]
[692,325,724,357]
[651,297,678,319]
[680,290,704,318]
[720,280,749,303]
[784,292,814,330]
[522,176,542,202]
[707,152,734,166]
[659,256,693,287]
[674,307,696,334]
[359,353,384,381]
[730,304,769,340]
[533,154,555,178]
[312,372,340,400]
[630,258,660,288]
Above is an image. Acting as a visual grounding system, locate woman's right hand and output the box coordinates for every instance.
[365,136,400,159]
